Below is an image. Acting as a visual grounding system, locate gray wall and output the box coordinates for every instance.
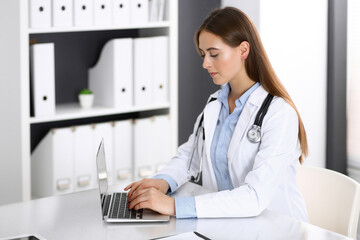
[178,0,221,144]
[327,0,347,173]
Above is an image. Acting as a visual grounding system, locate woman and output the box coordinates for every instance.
[125,7,309,222]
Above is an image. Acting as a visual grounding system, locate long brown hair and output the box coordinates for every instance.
[195,7,308,163]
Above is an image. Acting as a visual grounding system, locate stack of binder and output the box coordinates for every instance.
[29,0,167,29]
[89,36,169,109]
[133,36,169,106]
[32,121,116,197]
[31,115,171,197]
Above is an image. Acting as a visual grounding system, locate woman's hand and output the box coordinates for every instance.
[124,178,169,198]
[127,187,175,216]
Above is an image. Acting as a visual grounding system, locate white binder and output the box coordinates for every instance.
[149,0,159,22]
[52,0,73,27]
[130,0,149,24]
[89,38,133,109]
[158,0,165,21]
[29,0,52,28]
[73,0,93,27]
[113,120,133,186]
[151,36,168,104]
[74,125,95,191]
[30,43,56,117]
[93,122,114,185]
[133,115,171,179]
[150,115,171,173]
[133,117,154,179]
[112,0,130,26]
[93,0,112,26]
[31,127,74,197]
[133,37,152,106]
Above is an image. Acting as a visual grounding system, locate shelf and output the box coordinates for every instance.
[29,103,170,124]
[28,21,170,34]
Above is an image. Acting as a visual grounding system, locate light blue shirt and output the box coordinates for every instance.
[154,82,260,218]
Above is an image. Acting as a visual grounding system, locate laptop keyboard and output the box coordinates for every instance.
[110,192,143,219]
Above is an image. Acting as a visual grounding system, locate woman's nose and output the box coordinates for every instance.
[202,56,211,69]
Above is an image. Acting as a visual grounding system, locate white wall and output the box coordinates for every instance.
[347,0,360,181]
[221,0,260,30]
[222,0,328,167]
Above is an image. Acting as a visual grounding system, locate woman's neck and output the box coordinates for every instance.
[228,75,256,101]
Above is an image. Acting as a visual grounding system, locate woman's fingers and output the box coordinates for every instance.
[125,178,169,198]
[126,179,147,197]
[124,182,134,191]
[128,188,151,209]
[128,188,175,216]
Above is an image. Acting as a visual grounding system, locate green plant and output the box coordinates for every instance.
[79,88,93,95]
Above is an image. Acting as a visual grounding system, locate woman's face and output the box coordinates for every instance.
[198,31,245,86]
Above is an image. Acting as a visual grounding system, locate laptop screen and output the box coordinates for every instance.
[96,139,108,197]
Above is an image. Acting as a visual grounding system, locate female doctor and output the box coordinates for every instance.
[125,7,309,222]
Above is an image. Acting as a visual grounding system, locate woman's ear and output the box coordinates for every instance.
[240,41,250,60]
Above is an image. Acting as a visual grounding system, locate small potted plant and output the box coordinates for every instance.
[78,88,94,109]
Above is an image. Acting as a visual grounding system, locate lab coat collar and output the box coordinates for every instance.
[247,84,269,107]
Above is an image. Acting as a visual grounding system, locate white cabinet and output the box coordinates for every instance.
[0,0,178,205]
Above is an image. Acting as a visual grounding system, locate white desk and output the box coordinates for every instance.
[0,187,352,240]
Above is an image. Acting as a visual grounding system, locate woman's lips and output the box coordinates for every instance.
[210,72,218,77]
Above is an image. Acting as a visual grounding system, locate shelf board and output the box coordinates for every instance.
[28,21,170,34]
[29,103,170,124]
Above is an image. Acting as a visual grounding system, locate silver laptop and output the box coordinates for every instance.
[96,139,170,222]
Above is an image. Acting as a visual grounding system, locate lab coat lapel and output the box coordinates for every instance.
[228,86,269,163]
[203,96,221,187]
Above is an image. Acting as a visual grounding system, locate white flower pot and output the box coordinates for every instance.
[78,94,94,109]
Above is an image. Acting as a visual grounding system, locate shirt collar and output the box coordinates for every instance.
[237,82,260,107]
[217,82,261,109]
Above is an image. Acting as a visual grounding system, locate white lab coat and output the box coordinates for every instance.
[157,85,309,221]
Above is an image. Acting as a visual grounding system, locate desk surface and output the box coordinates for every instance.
[0,187,352,240]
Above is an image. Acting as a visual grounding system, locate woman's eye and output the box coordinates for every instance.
[210,54,218,57]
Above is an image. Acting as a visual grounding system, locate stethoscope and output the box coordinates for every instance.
[187,93,274,184]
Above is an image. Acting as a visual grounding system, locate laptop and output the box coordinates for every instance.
[96,139,170,222]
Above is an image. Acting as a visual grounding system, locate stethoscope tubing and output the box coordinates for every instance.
[188,93,274,183]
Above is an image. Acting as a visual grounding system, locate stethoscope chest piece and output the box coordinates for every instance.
[247,125,261,143]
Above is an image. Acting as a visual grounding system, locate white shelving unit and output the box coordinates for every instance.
[30,103,171,124]
[0,0,178,205]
